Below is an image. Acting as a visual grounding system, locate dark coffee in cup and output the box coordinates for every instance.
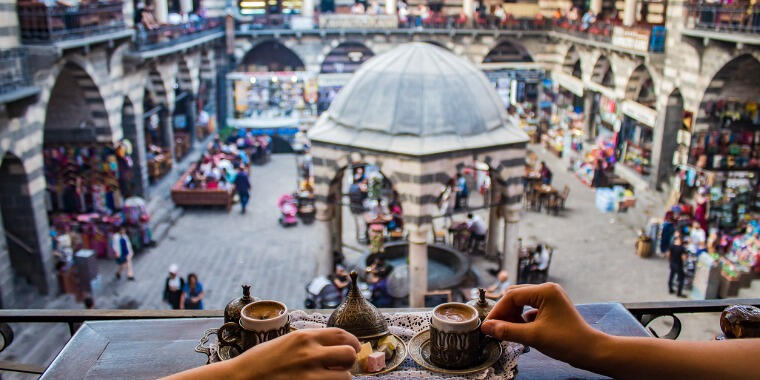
[434,304,476,323]
[243,301,285,320]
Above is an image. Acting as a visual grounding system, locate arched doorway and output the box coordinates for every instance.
[44,62,110,144]
[654,89,684,187]
[689,55,760,228]
[239,40,305,71]
[320,41,374,74]
[173,60,195,160]
[0,153,46,304]
[144,69,172,182]
[121,98,146,197]
[483,40,533,63]
[588,55,617,138]
[616,64,657,180]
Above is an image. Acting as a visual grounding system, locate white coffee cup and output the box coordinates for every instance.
[431,302,480,333]
[240,300,288,331]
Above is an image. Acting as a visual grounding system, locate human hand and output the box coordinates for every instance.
[231,328,361,380]
[481,283,603,367]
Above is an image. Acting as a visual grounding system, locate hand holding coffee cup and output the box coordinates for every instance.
[430,302,482,369]
[218,300,290,352]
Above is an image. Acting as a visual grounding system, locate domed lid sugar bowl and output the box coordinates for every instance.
[224,284,254,323]
[327,271,389,340]
[466,288,496,322]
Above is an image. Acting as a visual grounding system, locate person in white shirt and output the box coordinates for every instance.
[111,227,135,281]
[688,221,706,254]
[466,213,488,254]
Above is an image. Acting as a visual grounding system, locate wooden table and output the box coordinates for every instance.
[42,303,648,379]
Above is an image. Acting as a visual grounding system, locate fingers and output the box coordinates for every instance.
[311,328,362,352]
[486,285,543,323]
[317,345,358,370]
[481,319,533,345]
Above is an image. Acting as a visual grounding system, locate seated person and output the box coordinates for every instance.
[530,244,551,272]
[479,270,510,299]
[466,212,487,247]
[329,264,350,295]
[168,283,759,380]
[366,258,393,308]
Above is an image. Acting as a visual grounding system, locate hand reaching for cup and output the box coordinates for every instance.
[164,328,361,380]
[480,283,605,368]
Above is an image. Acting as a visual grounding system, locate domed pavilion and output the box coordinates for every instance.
[308,42,529,307]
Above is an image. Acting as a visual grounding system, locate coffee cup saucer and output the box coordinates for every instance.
[350,334,407,376]
[195,326,298,362]
[408,329,502,375]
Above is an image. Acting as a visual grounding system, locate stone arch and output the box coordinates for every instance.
[0,152,47,303]
[696,54,760,130]
[239,39,306,71]
[591,55,614,87]
[562,45,581,76]
[320,41,375,74]
[176,58,193,93]
[422,40,450,50]
[43,61,110,144]
[483,40,533,63]
[625,64,656,106]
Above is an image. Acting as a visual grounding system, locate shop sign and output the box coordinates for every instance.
[621,100,657,127]
[611,26,651,53]
[318,14,398,29]
[317,73,353,87]
[552,71,584,97]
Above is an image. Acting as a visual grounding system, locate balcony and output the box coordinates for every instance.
[0,48,39,105]
[236,13,550,39]
[16,0,131,52]
[1,299,758,377]
[129,17,224,60]
[552,19,665,58]
[683,3,760,45]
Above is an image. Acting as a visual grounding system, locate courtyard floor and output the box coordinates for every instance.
[2,144,748,377]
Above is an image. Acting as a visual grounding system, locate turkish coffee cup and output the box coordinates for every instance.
[429,302,482,369]
[218,300,289,352]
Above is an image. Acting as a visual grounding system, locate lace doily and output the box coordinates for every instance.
[290,310,526,380]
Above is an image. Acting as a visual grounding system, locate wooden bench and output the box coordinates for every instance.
[170,167,235,210]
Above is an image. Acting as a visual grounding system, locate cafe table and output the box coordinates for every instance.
[41,303,648,379]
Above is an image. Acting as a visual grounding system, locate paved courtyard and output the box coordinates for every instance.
[1,147,744,377]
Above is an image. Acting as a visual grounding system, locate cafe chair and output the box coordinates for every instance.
[558,186,570,210]
[389,229,404,241]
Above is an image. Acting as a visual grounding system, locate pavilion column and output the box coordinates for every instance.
[154,0,168,24]
[486,186,500,258]
[408,225,429,308]
[315,205,335,276]
[302,0,314,19]
[501,207,520,281]
[590,0,602,14]
[583,92,595,140]
[386,0,396,15]
[623,0,636,26]
[463,0,473,25]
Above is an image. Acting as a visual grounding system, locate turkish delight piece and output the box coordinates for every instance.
[365,351,386,372]
[377,335,397,350]
[357,342,373,367]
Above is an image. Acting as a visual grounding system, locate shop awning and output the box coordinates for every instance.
[552,71,584,97]
[227,116,300,130]
[621,100,657,127]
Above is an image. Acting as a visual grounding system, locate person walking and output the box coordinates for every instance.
[163,264,185,309]
[181,273,205,310]
[234,165,251,214]
[111,227,135,281]
[667,235,687,298]
[455,173,469,210]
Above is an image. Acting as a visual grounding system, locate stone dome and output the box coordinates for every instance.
[308,42,528,156]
